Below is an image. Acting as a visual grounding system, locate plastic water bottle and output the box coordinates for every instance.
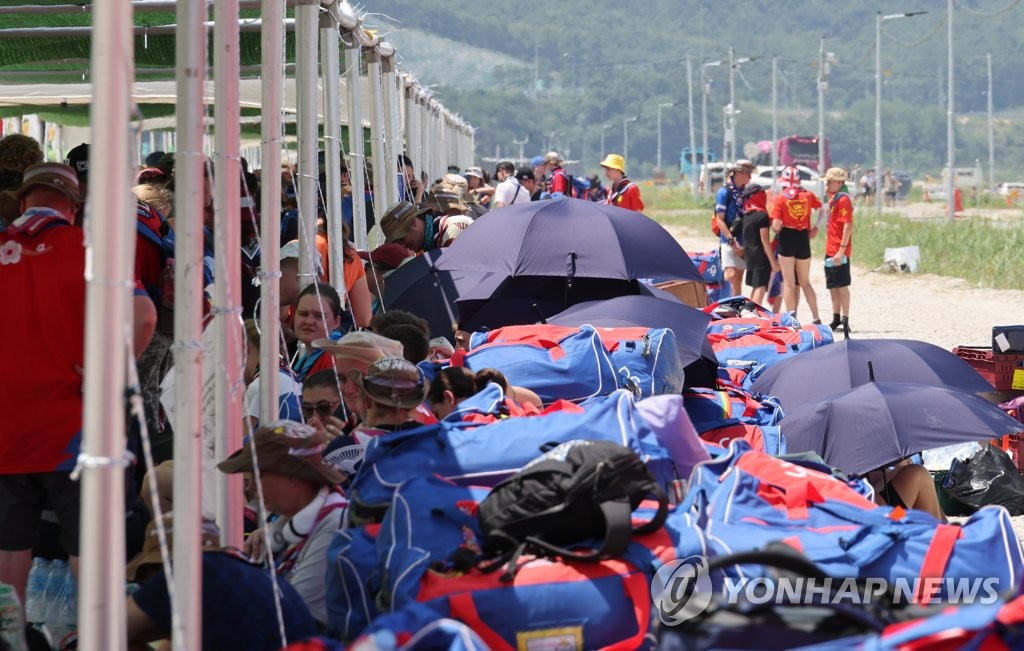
[23,557,50,626]
[0,582,29,651]
[52,575,78,647]
[42,559,68,634]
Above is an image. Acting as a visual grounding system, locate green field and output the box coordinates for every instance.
[645,185,1024,290]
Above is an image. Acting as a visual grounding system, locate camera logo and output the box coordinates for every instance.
[651,555,713,625]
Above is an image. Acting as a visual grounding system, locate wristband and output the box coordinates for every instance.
[727,237,736,246]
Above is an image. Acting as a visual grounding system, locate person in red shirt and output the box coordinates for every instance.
[600,153,644,212]
[0,163,88,601]
[545,151,570,197]
[822,167,854,338]
[769,166,822,323]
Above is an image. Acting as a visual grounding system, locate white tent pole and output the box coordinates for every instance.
[366,48,388,242]
[295,0,319,289]
[213,0,244,549]
[343,30,367,251]
[380,49,399,204]
[419,93,429,181]
[258,0,283,426]
[79,2,132,649]
[172,0,207,647]
[321,10,345,290]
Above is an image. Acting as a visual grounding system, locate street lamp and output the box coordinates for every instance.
[726,48,756,164]
[623,115,638,166]
[700,60,722,199]
[656,101,676,172]
[875,10,927,215]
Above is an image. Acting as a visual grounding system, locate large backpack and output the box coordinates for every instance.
[463,325,620,403]
[476,440,668,576]
[591,327,686,398]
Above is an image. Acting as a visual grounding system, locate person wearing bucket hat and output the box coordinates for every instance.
[352,356,431,439]
[600,153,644,212]
[313,330,404,422]
[380,200,430,252]
[822,167,854,337]
[770,165,823,324]
[218,420,347,625]
[126,512,318,649]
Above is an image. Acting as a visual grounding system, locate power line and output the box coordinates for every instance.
[955,0,1023,16]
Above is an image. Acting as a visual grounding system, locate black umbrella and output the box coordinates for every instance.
[780,382,1024,476]
[380,249,492,339]
[434,197,702,282]
[750,339,995,411]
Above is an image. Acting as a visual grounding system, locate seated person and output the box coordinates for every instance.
[243,318,303,430]
[126,513,317,650]
[218,421,346,628]
[379,323,430,364]
[427,366,543,420]
[312,330,404,427]
[866,459,945,521]
[350,356,431,443]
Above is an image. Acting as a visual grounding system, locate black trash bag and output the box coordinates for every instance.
[946,444,1024,515]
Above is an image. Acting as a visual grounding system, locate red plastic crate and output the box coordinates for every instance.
[952,346,1024,391]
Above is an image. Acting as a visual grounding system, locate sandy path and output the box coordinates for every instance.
[663,224,1024,353]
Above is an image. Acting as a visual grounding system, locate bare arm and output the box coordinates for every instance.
[347,275,373,329]
[133,294,157,359]
[760,226,777,271]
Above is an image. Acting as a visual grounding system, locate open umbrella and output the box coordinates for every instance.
[750,339,995,411]
[546,295,719,388]
[433,197,702,282]
[780,382,1024,476]
[380,249,493,339]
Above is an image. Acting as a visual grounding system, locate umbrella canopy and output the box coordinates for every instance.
[380,250,493,340]
[546,295,719,385]
[750,339,995,411]
[780,382,1024,476]
[433,197,702,282]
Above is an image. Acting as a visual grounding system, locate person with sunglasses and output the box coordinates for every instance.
[301,369,346,442]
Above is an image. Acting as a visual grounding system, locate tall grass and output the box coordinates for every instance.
[645,189,1024,290]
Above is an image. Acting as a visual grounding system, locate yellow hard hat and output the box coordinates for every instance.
[599,153,626,173]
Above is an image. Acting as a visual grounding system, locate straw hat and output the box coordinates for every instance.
[217,421,345,486]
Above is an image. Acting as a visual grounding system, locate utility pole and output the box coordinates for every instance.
[946,0,955,223]
[817,37,827,179]
[623,115,638,164]
[771,56,778,190]
[686,52,697,195]
[600,123,610,157]
[987,52,994,189]
[701,68,709,199]
[656,101,675,172]
[727,46,735,163]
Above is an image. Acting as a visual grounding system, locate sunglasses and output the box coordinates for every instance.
[301,399,340,420]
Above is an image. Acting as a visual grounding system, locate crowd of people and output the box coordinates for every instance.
[0,128,653,648]
[714,160,854,338]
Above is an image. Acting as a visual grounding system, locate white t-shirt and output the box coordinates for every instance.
[493,177,528,207]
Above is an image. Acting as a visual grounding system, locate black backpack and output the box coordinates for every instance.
[477,439,668,579]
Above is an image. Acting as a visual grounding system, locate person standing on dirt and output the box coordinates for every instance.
[715,160,755,297]
[822,167,854,338]
[600,154,644,212]
[770,165,822,323]
[740,184,776,307]
[882,170,901,207]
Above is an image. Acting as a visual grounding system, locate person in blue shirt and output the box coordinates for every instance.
[714,160,755,297]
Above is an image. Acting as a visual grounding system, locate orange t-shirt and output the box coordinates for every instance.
[825,192,854,258]
[769,189,822,231]
[316,232,330,282]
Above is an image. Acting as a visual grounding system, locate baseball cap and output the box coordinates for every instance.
[515,167,536,182]
[531,155,546,167]
[65,143,89,183]
[357,243,415,271]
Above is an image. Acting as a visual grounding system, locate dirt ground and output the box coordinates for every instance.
[665,224,1024,352]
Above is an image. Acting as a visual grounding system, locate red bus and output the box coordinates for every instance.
[777,135,829,172]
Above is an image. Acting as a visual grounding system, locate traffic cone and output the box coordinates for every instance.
[953,187,963,214]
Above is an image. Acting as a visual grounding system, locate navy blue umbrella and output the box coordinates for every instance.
[750,339,995,411]
[380,249,493,339]
[433,197,702,282]
[546,295,719,388]
[780,382,1024,476]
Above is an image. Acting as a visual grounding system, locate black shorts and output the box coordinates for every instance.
[0,472,81,555]
[745,263,772,289]
[776,227,811,260]
[825,258,852,289]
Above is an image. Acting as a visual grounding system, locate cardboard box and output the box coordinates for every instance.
[993,326,1024,354]
[655,280,709,309]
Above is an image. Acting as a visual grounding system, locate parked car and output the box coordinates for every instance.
[752,165,824,197]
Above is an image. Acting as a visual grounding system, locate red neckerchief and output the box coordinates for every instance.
[275,486,345,577]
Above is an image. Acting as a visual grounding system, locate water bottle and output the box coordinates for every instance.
[23,557,50,626]
[42,559,68,634]
[52,575,78,647]
[0,582,29,651]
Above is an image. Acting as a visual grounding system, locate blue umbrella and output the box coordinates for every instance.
[780,382,1024,476]
[546,295,719,388]
[380,249,492,339]
[750,339,994,411]
[433,197,702,282]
